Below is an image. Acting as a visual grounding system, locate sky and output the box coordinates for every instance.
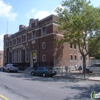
[0,0,100,50]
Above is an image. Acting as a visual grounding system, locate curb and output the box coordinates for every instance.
[54,75,100,82]
[18,71,100,82]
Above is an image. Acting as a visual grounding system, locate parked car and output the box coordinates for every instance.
[3,63,18,72]
[31,67,57,77]
[86,63,100,73]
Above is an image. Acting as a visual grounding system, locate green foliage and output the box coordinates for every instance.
[56,0,100,56]
[89,37,100,59]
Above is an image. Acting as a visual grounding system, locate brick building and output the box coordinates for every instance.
[0,51,3,67]
[3,14,89,70]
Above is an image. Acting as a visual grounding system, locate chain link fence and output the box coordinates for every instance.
[53,59,100,75]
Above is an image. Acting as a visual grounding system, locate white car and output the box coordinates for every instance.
[3,63,18,72]
[86,63,100,73]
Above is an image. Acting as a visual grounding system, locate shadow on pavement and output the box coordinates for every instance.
[62,84,100,100]
[8,72,84,83]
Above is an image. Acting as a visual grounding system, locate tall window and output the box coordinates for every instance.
[12,52,14,62]
[74,55,77,60]
[21,50,23,62]
[26,34,29,40]
[26,48,29,61]
[33,31,36,39]
[17,38,18,44]
[21,36,24,42]
[17,51,18,62]
[42,27,46,36]
[70,55,73,60]
[70,44,72,48]
[74,45,76,49]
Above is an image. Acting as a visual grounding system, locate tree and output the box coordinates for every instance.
[89,37,100,59]
[56,0,100,78]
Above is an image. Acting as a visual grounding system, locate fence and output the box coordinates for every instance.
[53,59,100,75]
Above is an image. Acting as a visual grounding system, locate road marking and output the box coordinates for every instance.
[0,94,9,100]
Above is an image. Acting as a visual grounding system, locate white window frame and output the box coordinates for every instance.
[42,42,46,49]
[42,54,46,62]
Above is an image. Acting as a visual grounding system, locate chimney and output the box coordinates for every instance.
[19,25,26,31]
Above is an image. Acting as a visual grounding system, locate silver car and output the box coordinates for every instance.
[86,63,100,73]
[3,63,18,72]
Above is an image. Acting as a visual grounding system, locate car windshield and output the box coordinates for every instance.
[13,64,18,67]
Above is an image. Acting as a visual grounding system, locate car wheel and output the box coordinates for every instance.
[42,73,46,77]
[90,71,92,73]
[50,75,53,77]
[31,72,35,76]
[3,68,5,72]
[86,69,89,73]
[8,69,10,73]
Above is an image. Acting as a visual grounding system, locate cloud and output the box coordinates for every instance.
[0,0,17,20]
[25,5,63,20]
[0,33,5,50]
[26,8,36,19]
[35,11,50,20]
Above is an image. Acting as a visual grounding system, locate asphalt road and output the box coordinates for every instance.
[0,71,100,100]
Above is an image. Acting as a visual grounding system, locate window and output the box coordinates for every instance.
[21,50,23,61]
[17,51,18,62]
[74,45,76,49]
[33,31,36,39]
[74,55,77,60]
[70,44,72,48]
[42,27,46,36]
[42,54,46,61]
[26,48,29,61]
[13,40,14,45]
[80,56,82,60]
[17,38,18,44]
[86,56,87,60]
[42,42,46,49]
[23,35,26,41]
[21,36,24,42]
[26,34,29,40]
[70,55,73,60]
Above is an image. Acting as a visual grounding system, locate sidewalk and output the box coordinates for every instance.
[18,70,100,81]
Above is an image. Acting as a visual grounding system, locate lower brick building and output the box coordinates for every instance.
[3,14,89,70]
[0,51,3,67]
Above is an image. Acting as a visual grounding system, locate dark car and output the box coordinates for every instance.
[31,67,57,77]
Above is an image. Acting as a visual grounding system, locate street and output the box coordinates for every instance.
[0,71,100,100]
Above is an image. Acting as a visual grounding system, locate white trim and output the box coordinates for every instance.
[56,34,64,37]
[6,33,64,48]
[4,21,58,41]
